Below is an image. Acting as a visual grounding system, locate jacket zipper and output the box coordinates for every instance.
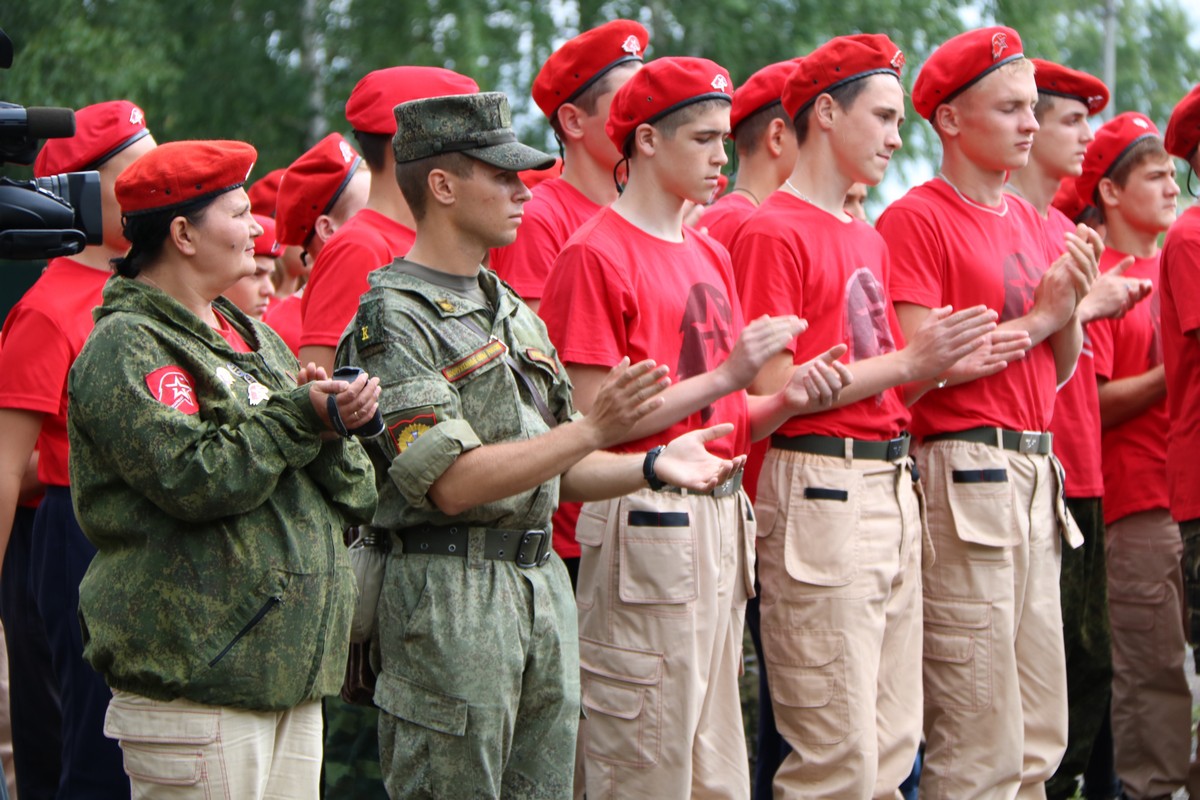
[208,595,282,667]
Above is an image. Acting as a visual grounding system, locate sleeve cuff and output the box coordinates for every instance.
[387,419,482,508]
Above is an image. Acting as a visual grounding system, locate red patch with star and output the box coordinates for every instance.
[145,366,199,414]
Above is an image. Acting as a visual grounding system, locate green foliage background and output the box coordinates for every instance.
[3,0,1198,183]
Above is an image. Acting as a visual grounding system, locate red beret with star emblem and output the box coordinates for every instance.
[1077,111,1161,204]
[606,57,733,152]
[345,66,479,135]
[532,20,650,121]
[34,99,150,178]
[116,140,257,216]
[782,34,905,119]
[730,59,803,136]
[275,133,363,246]
[1030,59,1109,116]
[247,168,284,218]
[1165,83,1200,160]
[913,26,1024,121]
[252,214,285,258]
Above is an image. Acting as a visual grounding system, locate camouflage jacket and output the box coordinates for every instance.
[68,277,377,711]
[337,261,575,531]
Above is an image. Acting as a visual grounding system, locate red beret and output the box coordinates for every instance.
[1030,59,1108,116]
[253,214,284,259]
[275,134,363,246]
[532,20,649,120]
[33,100,150,178]
[607,57,733,152]
[1050,177,1088,223]
[116,140,257,216]
[913,26,1024,121]
[247,169,284,217]
[1078,112,1161,205]
[345,66,479,135]
[1166,83,1200,160]
[782,34,904,119]
[730,59,802,135]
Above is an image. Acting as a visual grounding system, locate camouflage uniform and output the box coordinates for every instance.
[68,277,377,710]
[339,260,580,800]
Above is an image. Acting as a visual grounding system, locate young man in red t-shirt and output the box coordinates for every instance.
[540,57,852,799]
[299,66,478,374]
[701,59,800,250]
[1080,112,1192,800]
[876,27,1102,797]
[732,35,1011,798]
[1006,62,1155,800]
[1162,85,1200,799]
[0,100,156,799]
[266,133,370,355]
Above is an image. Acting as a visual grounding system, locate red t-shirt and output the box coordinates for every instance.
[541,207,750,460]
[490,178,602,302]
[877,178,1059,438]
[1043,206,1104,498]
[1160,205,1200,523]
[263,292,302,357]
[0,257,108,486]
[1091,248,1169,524]
[732,192,910,439]
[300,209,414,348]
[213,310,253,353]
[700,191,756,251]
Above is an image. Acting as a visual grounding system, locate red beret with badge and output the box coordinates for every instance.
[782,34,904,119]
[253,214,284,259]
[1078,111,1160,204]
[913,26,1024,121]
[730,59,803,135]
[345,66,480,135]
[607,57,733,152]
[275,133,363,247]
[34,99,150,178]
[247,168,284,218]
[1051,177,1089,223]
[1165,84,1200,160]
[532,20,650,121]
[1030,59,1109,116]
[116,140,257,216]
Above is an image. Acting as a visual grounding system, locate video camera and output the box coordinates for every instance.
[0,28,102,260]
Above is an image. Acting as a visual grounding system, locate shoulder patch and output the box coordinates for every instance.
[441,339,507,382]
[524,348,558,374]
[388,407,438,454]
[145,366,199,414]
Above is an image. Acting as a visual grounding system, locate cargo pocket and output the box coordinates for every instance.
[923,596,992,712]
[574,502,611,611]
[617,493,696,607]
[1108,579,1165,633]
[761,631,849,744]
[374,671,468,737]
[783,465,862,586]
[943,451,1018,550]
[580,637,664,767]
[104,695,217,788]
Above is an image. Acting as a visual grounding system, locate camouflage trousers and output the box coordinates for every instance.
[1046,497,1113,800]
[322,697,387,799]
[1182,518,1200,672]
[374,538,579,800]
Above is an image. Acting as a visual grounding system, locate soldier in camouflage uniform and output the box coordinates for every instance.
[337,92,745,800]
[68,140,380,799]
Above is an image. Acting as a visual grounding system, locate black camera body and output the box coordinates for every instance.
[0,29,104,261]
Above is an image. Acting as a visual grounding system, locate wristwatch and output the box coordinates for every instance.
[643,445,667,491]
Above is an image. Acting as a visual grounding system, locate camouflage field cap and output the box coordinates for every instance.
[393,92,556,171]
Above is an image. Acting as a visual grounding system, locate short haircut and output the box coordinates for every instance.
[792,78,871,146]
[353,130,392,173]
[934,58,1036,135]
[1033,92,1058,123]
[394,152,476,221]
[550,62,641,141]
[735,104,793,157]
[624,98,731,159]
[1094,137,1171,222]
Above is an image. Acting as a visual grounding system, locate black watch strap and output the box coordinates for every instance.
[643,445,667,491]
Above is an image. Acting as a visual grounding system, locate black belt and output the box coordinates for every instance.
[770,432,910,461]
[660,469,744,498]
[924,426,1053,455]
[393,526,552,568]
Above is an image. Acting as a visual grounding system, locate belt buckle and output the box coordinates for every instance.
[711,471,742,499]
[516,530,550,568]
[886,436,906,461]
[1019,431,1041,455]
